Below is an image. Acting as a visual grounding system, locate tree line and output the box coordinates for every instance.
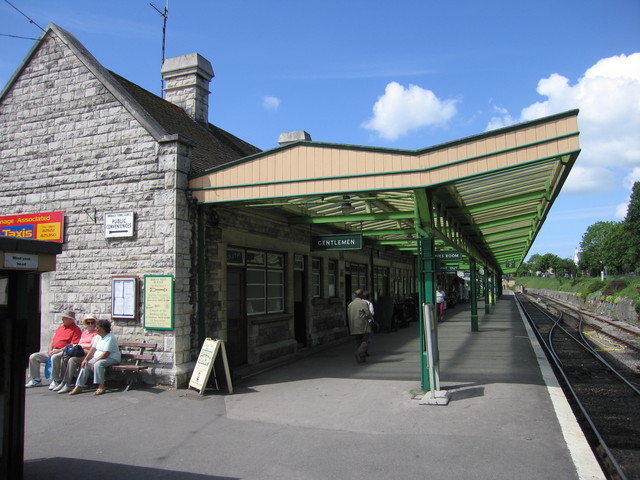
[516,181,640,277]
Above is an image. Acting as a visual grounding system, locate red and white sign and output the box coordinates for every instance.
[0,211,64,243]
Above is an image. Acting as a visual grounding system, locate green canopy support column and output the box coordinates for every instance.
[417,236,436,391]
[490,273,496,306]
[484,271,490,313]
[470,259,478,332]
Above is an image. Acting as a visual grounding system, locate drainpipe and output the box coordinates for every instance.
[197,204,206,348]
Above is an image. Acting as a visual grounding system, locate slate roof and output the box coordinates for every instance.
[0,23,261,177]
[110,72,261,175]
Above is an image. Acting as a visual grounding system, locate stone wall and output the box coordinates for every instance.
[0,31,193,386]
[525,288,640,329]
[203,206,416,367]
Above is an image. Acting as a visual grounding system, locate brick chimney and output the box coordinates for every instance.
[161,53,214,124]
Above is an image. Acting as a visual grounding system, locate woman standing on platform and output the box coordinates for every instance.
[436,285,445,322]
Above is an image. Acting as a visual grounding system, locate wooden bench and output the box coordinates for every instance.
[109,342,157,391]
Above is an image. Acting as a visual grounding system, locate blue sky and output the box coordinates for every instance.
[1,0,639,261]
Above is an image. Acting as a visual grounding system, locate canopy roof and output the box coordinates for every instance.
[190,110,580,275]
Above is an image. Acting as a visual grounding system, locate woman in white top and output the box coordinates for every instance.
[436,285,445,322]
[70,319,121,396]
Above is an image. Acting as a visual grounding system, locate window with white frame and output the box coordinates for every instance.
[312,258,321,298]
[374,266,389,297]
[350,262,368,292]
[243,249,284,315]
[328,260,337,297]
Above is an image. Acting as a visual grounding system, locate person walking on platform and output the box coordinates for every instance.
[436,285,445,322]
[362,290,376,354]
[347,289,372,364]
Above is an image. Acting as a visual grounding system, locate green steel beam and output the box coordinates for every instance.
[452,190,546,214]
[477,212,538,229]
[482,227,534,241]
[378,240,417,246]
[288,211,414,224]
[361,228,415,236]
[487,238,528,249]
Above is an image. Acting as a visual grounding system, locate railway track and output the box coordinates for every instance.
[515,293,640,480]
[531,294,640,375]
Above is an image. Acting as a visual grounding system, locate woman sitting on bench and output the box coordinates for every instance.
[69,319,121,396]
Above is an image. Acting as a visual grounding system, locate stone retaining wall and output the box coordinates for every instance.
[525,288,640,328]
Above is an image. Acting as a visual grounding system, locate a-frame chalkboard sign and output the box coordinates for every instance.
[189,338,233,395]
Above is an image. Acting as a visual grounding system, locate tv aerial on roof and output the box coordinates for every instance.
[149,1,169,97]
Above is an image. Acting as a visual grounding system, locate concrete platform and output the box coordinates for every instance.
[23,292,605,480]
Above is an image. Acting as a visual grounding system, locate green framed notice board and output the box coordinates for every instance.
[143,275,174,330]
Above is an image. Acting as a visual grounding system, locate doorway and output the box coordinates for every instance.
[225,267,247,368]
[1,270,41,480]
[293,263,307,347]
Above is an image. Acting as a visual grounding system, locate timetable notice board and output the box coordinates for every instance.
[143,275,174,330]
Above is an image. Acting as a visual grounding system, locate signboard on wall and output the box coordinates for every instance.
[0,211,64,243]
[143,275,174,330]
[104,211,134,238]
[311,234,362,251]
[4,253,38,269]
[112,276,137,320]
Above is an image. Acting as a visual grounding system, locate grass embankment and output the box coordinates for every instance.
[514,276,640,307]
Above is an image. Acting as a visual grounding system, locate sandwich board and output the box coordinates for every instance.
[189,338,233,395]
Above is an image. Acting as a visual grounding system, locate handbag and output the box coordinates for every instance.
[63,344,85,358]
[44,355,52,379]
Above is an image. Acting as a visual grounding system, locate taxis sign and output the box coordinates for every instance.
[0,211,64,243]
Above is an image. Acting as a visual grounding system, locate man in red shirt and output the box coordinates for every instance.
[25,310,81,388]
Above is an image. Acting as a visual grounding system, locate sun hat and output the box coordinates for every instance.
[62,310,76,320]
[83,313,97,326]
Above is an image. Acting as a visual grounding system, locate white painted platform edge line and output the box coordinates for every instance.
[516,299,606,480]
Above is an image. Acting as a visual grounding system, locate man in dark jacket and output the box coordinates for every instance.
[347,290,372,363]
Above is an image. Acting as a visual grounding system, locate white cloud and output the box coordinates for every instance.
[615,200,629,220]
[262,95,280,111]
[488,52,640,195]
[362,82,458,140]
[623,167,640,189]
[486,105,516,130]
[615,168,640,219]
[563,165,616,194]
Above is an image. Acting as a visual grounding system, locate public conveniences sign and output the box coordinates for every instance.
[0,211,64,243]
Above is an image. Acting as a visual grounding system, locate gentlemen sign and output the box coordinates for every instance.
[311,234,362,251]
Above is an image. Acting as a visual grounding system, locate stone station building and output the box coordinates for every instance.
[0,24,419,387]
[1,24,580,390]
